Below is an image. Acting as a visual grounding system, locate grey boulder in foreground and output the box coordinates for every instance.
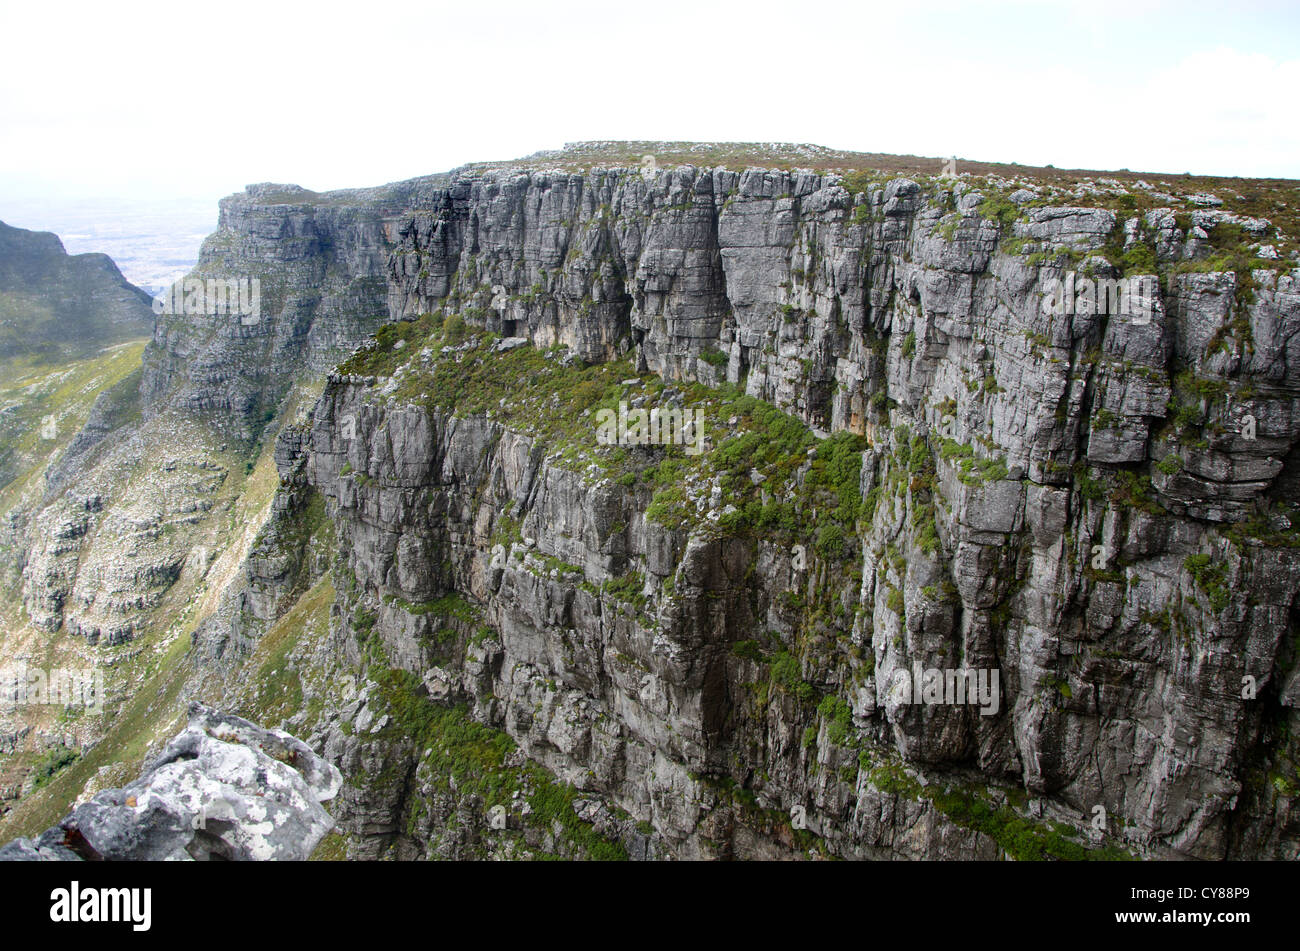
[0,703,341,861]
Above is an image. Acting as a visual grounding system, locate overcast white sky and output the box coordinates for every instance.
[1,0,1297,208]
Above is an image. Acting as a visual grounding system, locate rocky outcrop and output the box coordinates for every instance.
[0,704,340,860]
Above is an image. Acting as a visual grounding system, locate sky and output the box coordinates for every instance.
[0,0,1297,212]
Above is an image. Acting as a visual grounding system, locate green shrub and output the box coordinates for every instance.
[1184,553,1229,612]
[444,314,467,345]
[978,194,1020,230]
[30,747,79,790]
[815,523,845,558]
[1156,454,1183,476]
[770,651,816,702]
[817,695,854,746]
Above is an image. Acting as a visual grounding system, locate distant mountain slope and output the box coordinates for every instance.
[0,219,153,365]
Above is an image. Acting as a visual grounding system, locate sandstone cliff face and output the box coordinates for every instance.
[178,158,1300,860]
[9,150,1300,860]
[139,183,423,438]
